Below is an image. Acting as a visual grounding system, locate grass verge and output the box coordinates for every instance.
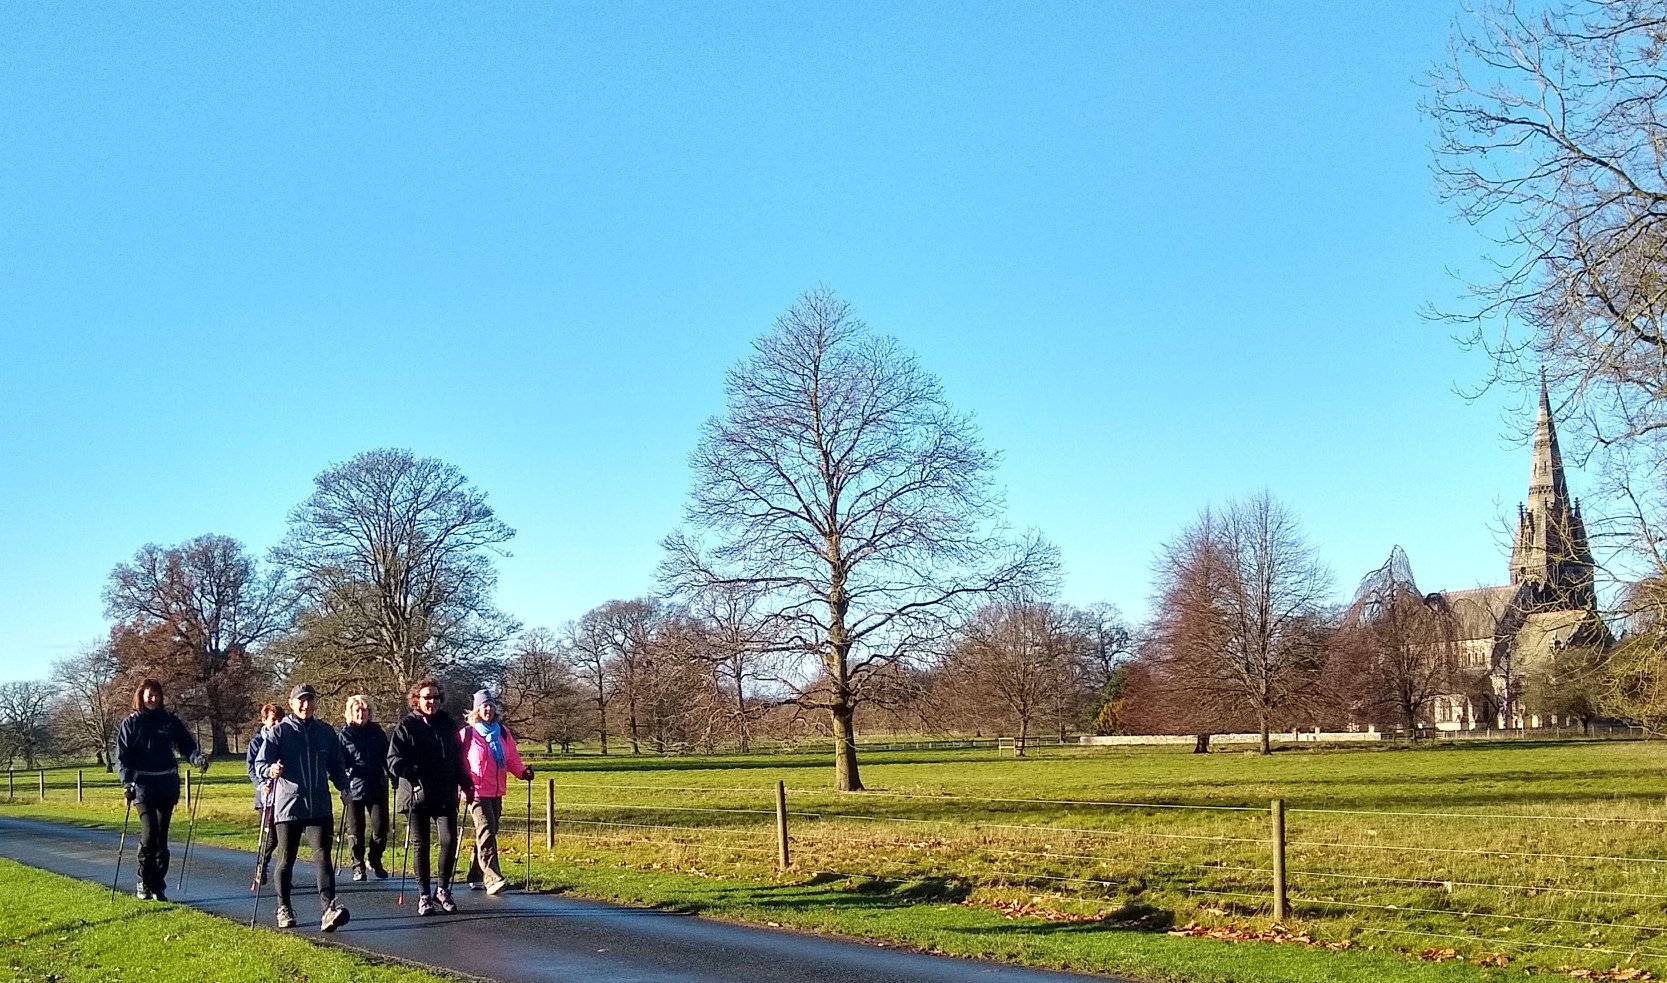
[0,856,458,983]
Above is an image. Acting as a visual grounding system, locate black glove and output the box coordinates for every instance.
[123,784,136,803]
[409,782,426,809]
[191,752,208,773]
[521,767,535,781]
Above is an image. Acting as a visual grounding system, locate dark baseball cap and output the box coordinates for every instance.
[289,683,318,701]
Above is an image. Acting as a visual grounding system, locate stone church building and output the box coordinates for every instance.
[1428,384,1611,730]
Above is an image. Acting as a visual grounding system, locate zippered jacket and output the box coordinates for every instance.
[255,715,348,824]
[338,721,390,803]
[244,725,274,809]
[460,722,530,800]
[387,709,473,815]
[115,708,199,807]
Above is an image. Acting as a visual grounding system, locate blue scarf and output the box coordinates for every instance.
[472,719,505,767]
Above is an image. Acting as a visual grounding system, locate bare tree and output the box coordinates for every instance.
[274,448,519,696]
[680,584,780,752]
[104,534,290,755]
[940,596,1090,755]
[662,289,1056,790]
[0,679,54,769]
[1146,494,1333,754]
[49,643,122,769]
[498,628,594,754]
[1331,547,1461,734]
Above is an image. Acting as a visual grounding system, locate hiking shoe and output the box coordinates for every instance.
[150,887,168,903]
[370,861,389,879]
[276,905,296,929]
[485,879,508,896]
[351,864,367,882]
[416,894,436,916]
[466,880,483,891]
[434,887,457,913]
[135,885,153,901]
[321,903,350,933]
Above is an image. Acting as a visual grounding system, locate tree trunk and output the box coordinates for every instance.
[210,718,230,757]
[831,701,863,792]
[1193,733,1211,753]
[1259,720,1271,756]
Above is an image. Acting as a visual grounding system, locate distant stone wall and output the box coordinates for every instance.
[1079,731,1387,747]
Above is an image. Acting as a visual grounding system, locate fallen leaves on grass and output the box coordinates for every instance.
[1558,968,1653,980]
[1166,921,1353,951]
[962,898,1104,923]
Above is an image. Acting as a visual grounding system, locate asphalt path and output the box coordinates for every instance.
[0,816,1127,983]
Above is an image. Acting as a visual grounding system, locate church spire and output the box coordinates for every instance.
[1509,376,1593,604]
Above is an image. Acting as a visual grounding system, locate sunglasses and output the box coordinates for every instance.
[418,693,442,702]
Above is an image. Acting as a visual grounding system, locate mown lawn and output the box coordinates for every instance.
[0,856,458,983]
[5,738,1663,983]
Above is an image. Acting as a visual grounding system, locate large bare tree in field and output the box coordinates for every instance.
[104,534,290,754]
[663,289,1056,791]
[1147,495,1332,754]
[1332,547,1460,733]
[274,448,519,697]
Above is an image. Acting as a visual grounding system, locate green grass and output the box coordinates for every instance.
[6,739,1664,983]
[0,855,459,983]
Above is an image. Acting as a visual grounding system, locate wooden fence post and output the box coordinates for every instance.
[545,778,555,850]
[184,769,191,809]
[7,769,13,801]
[77,770,84,803]
[1271,798,1287,922]
[775,780,790,869]
[38,770,46,799]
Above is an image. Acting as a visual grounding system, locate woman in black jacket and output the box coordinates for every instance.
[386,678,474,915]
[338,693,391,880]
[114,678,206,901]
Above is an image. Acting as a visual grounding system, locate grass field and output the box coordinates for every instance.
[5,738,1665,983]
[0,856,458,983]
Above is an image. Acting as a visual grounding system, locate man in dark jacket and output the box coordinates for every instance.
[386,677,474,915]
[114,678,207,901]
[255,683,351,932]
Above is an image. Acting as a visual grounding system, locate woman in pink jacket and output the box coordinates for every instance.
[459,690,535,894]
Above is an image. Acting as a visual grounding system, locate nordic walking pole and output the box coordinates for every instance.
[396,808,413,907]
[332,792,347,884]
[249,814,270,926]
[176,777,204,893]
[524,777,532,891]
[110,795,134,900]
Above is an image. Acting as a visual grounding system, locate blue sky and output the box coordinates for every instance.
[0,1,1539,684]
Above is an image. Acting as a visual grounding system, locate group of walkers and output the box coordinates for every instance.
[115,675,535,933]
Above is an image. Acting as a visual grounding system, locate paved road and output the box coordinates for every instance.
[0,817,1127,983]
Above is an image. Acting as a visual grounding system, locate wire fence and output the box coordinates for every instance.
[11,764,1667,966]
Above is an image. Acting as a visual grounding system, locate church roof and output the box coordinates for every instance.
[1441,585,1517,641]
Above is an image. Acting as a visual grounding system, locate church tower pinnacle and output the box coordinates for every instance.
[1508,378,1595,606]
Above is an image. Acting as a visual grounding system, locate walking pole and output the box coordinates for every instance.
[110,796,134,901]
[332,793,348,884]
[249,815,270,926]
[524,778,532,891]
[396,809,413,907]
[176,779,204,893]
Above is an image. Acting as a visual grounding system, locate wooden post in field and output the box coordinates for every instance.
[7,769,13,801]
[39,770,46,799]
[1271,798,1287,922]
[184,769,191,809]
[775,781,790,869]
[545,778,555,849]
[77,770,83,803]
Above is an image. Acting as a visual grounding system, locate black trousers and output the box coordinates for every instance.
[274,819,336,910]
[408,809,458,893]
[344,794,389,868]
[135,800,175,893]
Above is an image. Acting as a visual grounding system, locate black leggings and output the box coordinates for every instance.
[343,795,389,867]
[135,801,175,893]
[407,809,458,893]
[274,820,336,908]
